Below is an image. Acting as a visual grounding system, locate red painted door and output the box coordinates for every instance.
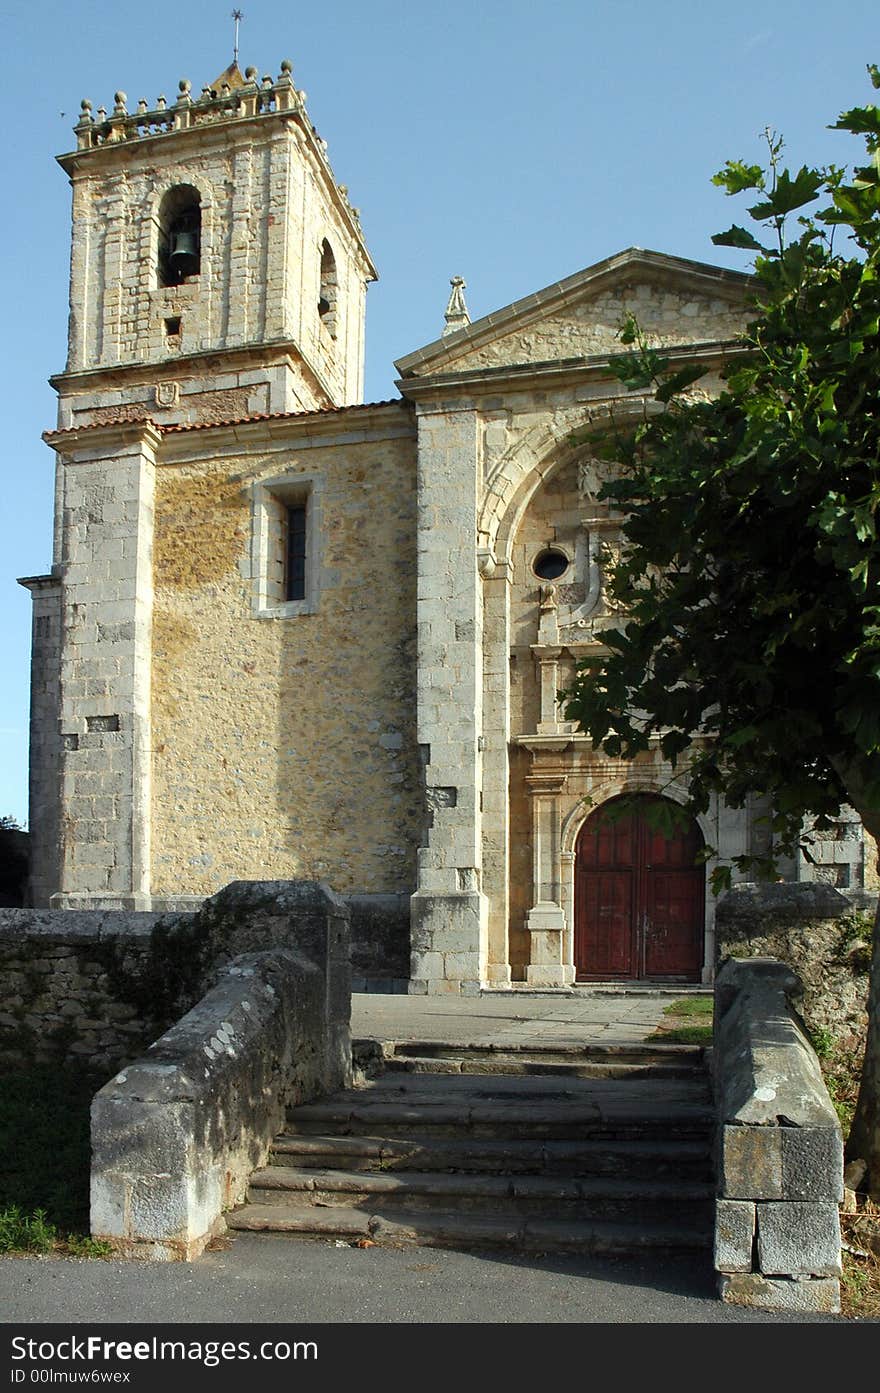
[574,795,704,981]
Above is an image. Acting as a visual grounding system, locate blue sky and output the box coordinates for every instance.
[1,0,878,825]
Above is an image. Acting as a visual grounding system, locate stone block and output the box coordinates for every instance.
[719,1124,782,1199]
[781,1126,843,1202]
[718,1272,840,1314]
[756,1202,842,1276]
[714,1199,755,1273]
[410,950,444,979]
[525,963,569,987]
[442,952,480,980]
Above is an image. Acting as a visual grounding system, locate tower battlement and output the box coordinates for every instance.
[65,61,364,237]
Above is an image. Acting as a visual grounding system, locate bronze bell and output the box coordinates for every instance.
[169,230,199,277]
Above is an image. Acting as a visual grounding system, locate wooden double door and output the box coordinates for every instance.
[574,794,704,981]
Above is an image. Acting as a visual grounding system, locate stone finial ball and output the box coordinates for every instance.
[179,79,191,94]
[280,59,292,74]
[80,99,92,112]
[245,66,257,80]
[114,92,127,106]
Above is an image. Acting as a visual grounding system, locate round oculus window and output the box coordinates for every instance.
[532,549,570,581]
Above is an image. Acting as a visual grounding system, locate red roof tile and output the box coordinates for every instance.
[44,399,407,441]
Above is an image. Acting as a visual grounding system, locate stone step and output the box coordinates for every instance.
[270,1132,713,1178]
[323,1071,712,1104]
[392,1041,707,1058]
[249,1164,715,1223]
[226,1201,712,1255]
[285,1097,714,1140]
[384,1040,706,1064]
[380,1055,702,1079]
[353,1037,708,1080]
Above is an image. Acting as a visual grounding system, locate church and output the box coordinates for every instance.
[19,57,872,994]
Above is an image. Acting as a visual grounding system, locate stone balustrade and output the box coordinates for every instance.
[713,956,844,1313]
[90,945,340,1260]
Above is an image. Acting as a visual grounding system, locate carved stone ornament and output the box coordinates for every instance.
[477,547,497,578]
[577,453,613,505]
[154,381,180,408]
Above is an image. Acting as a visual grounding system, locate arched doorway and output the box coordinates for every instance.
[574,794,705,981]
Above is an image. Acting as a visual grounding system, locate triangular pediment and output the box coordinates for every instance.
[395,248,753,380]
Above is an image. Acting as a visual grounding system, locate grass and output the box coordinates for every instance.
[840,1209,880,1320]
[809,1029,880,1319]
[808,1027,864,1135]
[0,1063,112,1258]
[662,996,713,1018]
[650,995,713,1046]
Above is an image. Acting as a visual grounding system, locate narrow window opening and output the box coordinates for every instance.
[164,316,182,338]
[285,504,307,602]
[318,239,338,338]
[158,185,202,288]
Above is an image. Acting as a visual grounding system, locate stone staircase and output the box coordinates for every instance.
[227,1039,715,1256]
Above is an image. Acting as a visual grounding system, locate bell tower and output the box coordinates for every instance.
[23,57,376,908]
[55,59,376,430]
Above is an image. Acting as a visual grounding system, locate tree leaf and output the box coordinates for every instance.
[711,225,768,252]
[655,364,709,403]
[712,161,764,195]
[748,167,823,219]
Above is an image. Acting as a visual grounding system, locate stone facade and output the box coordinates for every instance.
[20,54,878,994]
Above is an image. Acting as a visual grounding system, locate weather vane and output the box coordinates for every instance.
[232,10,244,65]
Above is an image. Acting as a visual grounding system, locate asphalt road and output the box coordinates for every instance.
[0,1232,844,1324]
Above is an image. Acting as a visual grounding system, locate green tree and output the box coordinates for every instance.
[562,67,880,1194]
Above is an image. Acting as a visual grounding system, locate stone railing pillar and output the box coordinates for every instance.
[713,957,843,1313]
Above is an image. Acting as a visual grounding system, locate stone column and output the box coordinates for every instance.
[525,764,574,986]
[410,406,488,995]
[46,421,159,909]
[481,555,512,986]
[224,146,255,346]
[265,127,294,344]
[100,188,127,364]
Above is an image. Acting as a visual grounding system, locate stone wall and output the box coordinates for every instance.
[0,880,350,1078]
[715,882,871,1044]
[150,409,421,904]
[0,908,192,1072]
[18,578,61,908]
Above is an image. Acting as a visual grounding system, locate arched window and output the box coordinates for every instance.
[157,185,201,287]
[318,239,338,337]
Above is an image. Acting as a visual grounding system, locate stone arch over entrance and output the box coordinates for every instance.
[572,792,705,982]
[478,396,657,569]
